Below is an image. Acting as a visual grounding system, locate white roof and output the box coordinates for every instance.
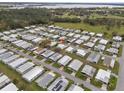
[95,44,106,51]
[67,33,75,37]
[58,55,72,66]
[87,52,101,63]
[9,58,28,69]
[0,52,14,60]
[49,53,62,61]
[89,32,95,36]
[84,42,95,48]
[80,35,90,41]
[81,65,96,77]
[90,37,98,43]
[99,39,108,45]
[22,66,44,82]
[0,49,7,55]
[76,49,87,57]
[48,77,69,91]
[0,83,18,91]
[41,50,55,58]
[73,34,81,38]
[75,39,84,44]
[32,37,42,43]
[3,55,19,64]
[36,72,55,88]
[95,69,111,84]
[57,44,67,49]
[106,48,118,54]
[96,33,103,37]
[113,36,122,41]
[65,46,74,53]
[16,62,35,74]
[68,84,84,91]
[0,75,11,88]
[68,59,83,71]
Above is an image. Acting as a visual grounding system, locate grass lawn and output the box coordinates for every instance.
[52,63,62,68]
[64,67,73,74]
[29,52,36,56]
[80,84,91,91]
[65,52,86,62]
[36,55,43,60]
[75,71,87,80]
[112,61,119,75]
[45,60,53,64]
[65,79,74,91]
[0,62,45,91]
[118,45,123,57]
[107,76,118,91]
[90,78,103,88]
[54,22,124,39]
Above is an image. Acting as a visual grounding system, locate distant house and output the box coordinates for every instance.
[94,44,106,52]
[74,39,84,45]
[76,49,87,57]
[57,44,68,49]
[87,52,101,63]
[65,46,75,53]
[80,35,90,41]
[96,33,103,38]
[112,42,120,49]
[103,56,115,68]
[90,37,99,43]
[84,42,95,48]
[106,48,119,54]
[113,36,122,42]
[99,39,108,45]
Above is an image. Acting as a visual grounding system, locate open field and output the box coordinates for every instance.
[54,22,124,39]
[89,14,124,20]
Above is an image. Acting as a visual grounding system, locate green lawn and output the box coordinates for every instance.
[80,84,91,91]
[0,61,45,91]
[90,78,103,88]
[64,67,73,74]
[75,71,87,80]
[36,55,43,60]
[89,13,124,20]
[112,61,119,75]
[65,79,74,91]
[107,76,118,91]
[52,63,62,68]
[45,60,53,64]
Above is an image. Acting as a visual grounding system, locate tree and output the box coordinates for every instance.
[13,78,19,84]
[54,47,62,53]
[39,39,51,48]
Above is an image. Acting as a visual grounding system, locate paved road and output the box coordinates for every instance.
[116,45,124,91]
[7,47,102,91]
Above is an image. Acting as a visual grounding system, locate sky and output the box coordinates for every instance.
[0,0,124,3]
